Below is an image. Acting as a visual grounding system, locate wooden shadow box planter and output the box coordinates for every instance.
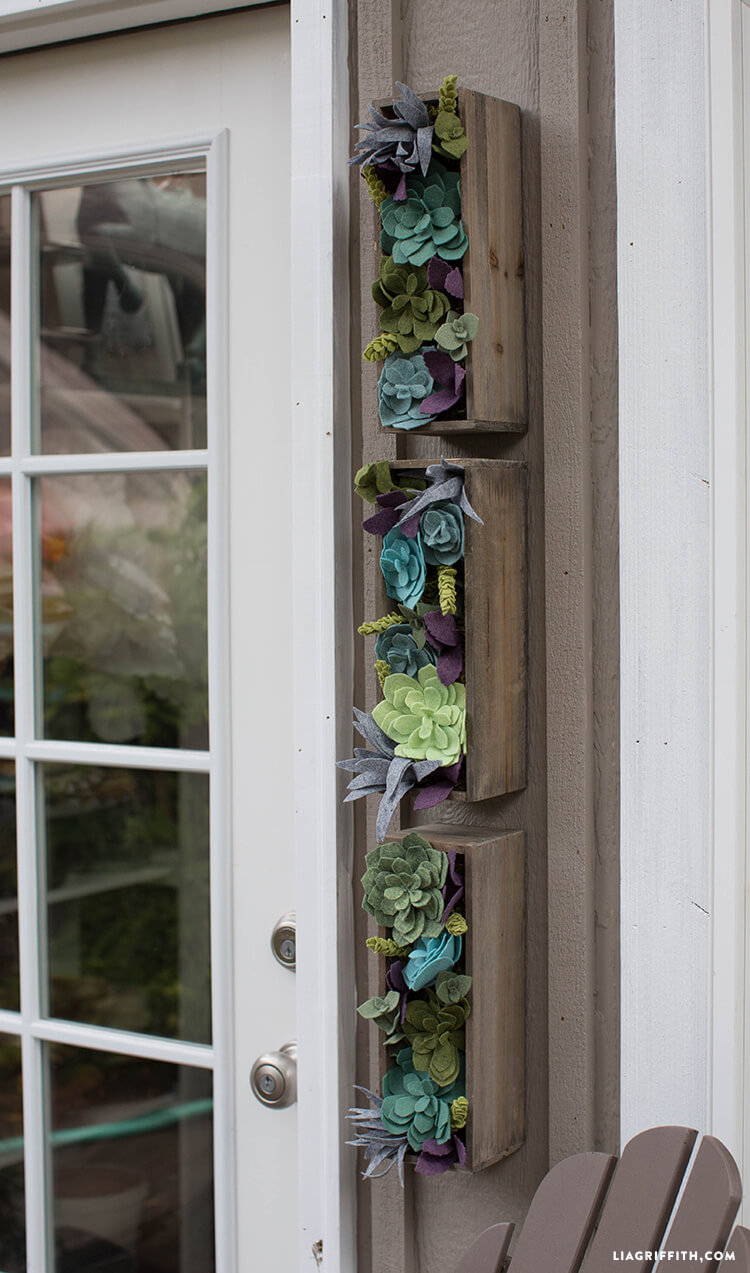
[376,458,528,801]
[372,87,526,435]
[375,823,526,1171]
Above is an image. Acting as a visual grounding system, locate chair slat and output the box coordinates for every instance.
[508,1152,616,1273]
[580,1126,697,1273]
[724,1225,750,1273]
[662,1135,742,1269]
[454,1222,514,1273]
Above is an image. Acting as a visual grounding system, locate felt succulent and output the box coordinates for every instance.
[357,990,405,1047]
[380,1047,463,1150]
[336,708,441,842]
[361,833,448,945]
[450,1096,469,1129]
[372,664,466,766]
[380,167,467,266]
[346,1086,410,1182]
[374,623,436,679]
[420,502,465,566]
[350,82,434,176]
[435,969,472,1005]
[432,108,468,161]
[435,310,480,361]
[354,460,425,505]
[403,989,470,1087]
[415,1132,467,1175]
[380,526,427,609]
[372,256,451,355]
[422,609,463,686]
[378,351,436,429]
[395,460,483,529]
[403,931,463,992]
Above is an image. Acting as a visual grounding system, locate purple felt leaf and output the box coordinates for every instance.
[445,266,464,298]
[415,1134,466,1175]
[376,490,409,508]
[423,349,459,385]
[386,959,406,993]
[412,780,455,810]
[437,646,463,686]
[394,173,408,201]
[420,383,464,414]
[441,845,465,920]
[420,356,465,416]
[426,258,463,299]
[363,507,401,536]
[375,162,401,191]
[424,610,459,646]
[400,512,421,538]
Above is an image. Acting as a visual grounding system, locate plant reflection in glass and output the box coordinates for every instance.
[40,470,208,749]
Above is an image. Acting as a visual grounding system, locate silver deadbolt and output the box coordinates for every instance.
[271,912,296,969]
[250,1042,297,1108]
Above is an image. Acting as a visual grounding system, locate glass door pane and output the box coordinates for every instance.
[36,177,207,455]
[0,1034,24,1273]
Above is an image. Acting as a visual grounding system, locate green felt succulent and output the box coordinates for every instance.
[380,167,467,266]
[434,969,472,1005]
[372,664,466,765]
[435,310,479,361]
[380,1047,463,1150]
[372,256,451,354]
[403,988,470,1087]
[354,460,425,505]
[433,109,468,161]
[361,833,447,946]
[357,990,405,1047]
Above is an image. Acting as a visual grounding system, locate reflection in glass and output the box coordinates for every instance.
[0,1034,25,1273]
[50,1047,214,1273]
[0,196,9,456]
[44,765,210,1044]
[0,764,18,1011]
[39,470,208,749]
[36,174,207,455]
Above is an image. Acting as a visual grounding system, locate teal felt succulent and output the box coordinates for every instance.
[374,623,436,678]
[435,310,479,361]
[403,932,462,992]
[380,167,468,266]
[380,527,427,609]
[357,990,406,1047]
[372,256,451,355]
[361,833,447,946]
[380,1047,463,1150]
[420,502,465,566]
[378,351,436,428]
[372,664,466,765]
[403,989,470,1087]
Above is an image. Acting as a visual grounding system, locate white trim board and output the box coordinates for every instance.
[0,0,277,55]
[616,0,713,1141]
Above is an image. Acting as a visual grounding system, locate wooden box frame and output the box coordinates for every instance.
[375,458,528,800]
[374,824,526,1171]
[371,87,526,434]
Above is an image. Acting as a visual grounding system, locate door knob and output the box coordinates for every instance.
[250,1042,297,1108]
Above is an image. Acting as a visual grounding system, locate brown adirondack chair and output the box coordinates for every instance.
[456,1126,750,1273]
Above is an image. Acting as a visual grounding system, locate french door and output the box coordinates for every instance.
[0,7,296,1270]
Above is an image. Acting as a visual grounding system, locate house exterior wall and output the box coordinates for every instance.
[350,2,620,1268]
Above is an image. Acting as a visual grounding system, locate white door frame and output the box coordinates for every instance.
[707,0,749,1186]
[0,2,355,1269]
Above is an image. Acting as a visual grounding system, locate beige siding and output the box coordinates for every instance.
[349,1,619,1267]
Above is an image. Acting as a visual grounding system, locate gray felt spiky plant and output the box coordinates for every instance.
[350,81,434,176]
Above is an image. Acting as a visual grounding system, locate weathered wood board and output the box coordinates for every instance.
[373,824,526,1172]
[375,457,528,801]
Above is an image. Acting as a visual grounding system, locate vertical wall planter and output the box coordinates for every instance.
[352,823,526,1175]
[373,458,528,803]
[359,82,526,435]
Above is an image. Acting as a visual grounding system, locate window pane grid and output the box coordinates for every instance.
[6,147,222,1273]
